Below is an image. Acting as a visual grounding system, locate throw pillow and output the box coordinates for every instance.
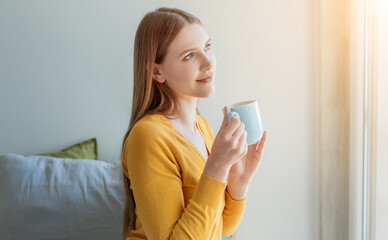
[35,138,98,160]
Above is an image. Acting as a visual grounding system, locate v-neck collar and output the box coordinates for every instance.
[158,114,210,163]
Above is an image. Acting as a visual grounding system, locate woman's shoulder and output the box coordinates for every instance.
[122,114,178,176]
[130,114,171,136]
[125,113,175,145]
[133,113,164,127]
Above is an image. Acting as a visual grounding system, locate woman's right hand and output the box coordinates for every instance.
[203,106,248,183]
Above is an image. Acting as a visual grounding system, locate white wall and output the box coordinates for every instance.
[0,0,136,162]
[196,1,319,239]
[0,0,319,239]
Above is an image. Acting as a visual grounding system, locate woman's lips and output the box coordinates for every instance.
[196,74,214,83]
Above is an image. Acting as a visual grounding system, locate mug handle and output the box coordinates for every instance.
[228,111,240,123]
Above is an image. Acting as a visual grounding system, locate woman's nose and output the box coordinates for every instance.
[200,54,215,71]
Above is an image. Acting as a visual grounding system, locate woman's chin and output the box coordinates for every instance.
[200,89,216,98]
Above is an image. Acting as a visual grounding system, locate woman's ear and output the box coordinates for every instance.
[152,63,166,83]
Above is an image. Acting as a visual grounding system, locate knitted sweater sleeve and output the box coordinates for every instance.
[221,191,247,237]
[197,115,247,237]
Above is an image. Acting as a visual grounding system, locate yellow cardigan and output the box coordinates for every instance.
[122,113,246,240]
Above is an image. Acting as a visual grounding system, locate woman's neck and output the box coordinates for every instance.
[165,97,198,133]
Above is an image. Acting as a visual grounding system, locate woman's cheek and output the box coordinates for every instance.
[210,53,216,68]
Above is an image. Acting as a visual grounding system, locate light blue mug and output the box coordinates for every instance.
[227,100,264,145]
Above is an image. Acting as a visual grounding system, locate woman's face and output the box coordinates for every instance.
[153,23,216,100]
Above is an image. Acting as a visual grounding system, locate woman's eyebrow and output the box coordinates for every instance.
[178,38,211,58]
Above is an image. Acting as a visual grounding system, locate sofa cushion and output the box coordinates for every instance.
[0,153,124,240]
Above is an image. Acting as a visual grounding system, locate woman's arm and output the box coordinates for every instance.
[221,190,247,237]
[198,110,250,237]
[221,130,268,236]
[124,122,227,240]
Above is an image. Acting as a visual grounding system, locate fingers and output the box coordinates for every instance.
[238,129,248,155]
[232,122,247,155]
[219,106,231,131]
[233,122,245,139]
[219,106,248,148]
[256,130,268,152]
[238,128,247,144]
[223,114,242,136]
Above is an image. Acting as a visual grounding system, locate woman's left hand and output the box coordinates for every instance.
[226,130,268,199]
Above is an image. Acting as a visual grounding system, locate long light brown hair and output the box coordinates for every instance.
[121,7,202,239]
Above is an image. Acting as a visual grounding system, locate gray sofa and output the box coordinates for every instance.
[0,153,125,240]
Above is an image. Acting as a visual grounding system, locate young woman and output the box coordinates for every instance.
[121,7,268,240]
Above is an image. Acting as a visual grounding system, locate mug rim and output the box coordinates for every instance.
[230,100,257,108]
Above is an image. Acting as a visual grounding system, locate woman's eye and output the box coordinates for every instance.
[183,43,212,61]
[183,53,193,61]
